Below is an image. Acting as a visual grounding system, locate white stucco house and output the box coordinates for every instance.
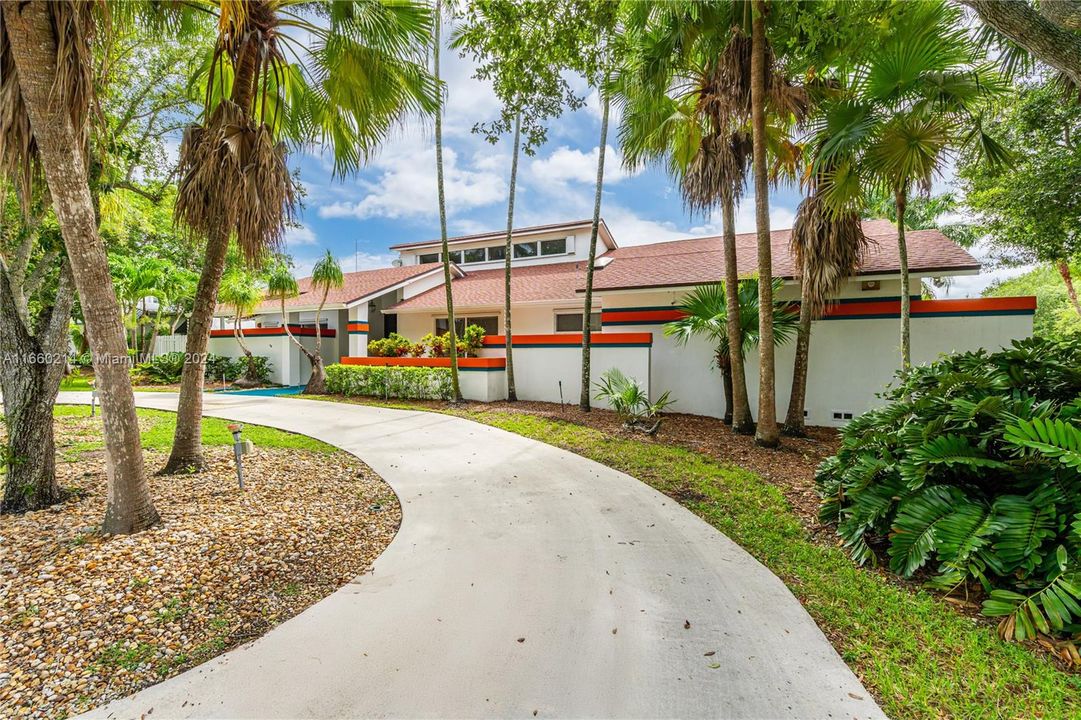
[208,218,1035,426]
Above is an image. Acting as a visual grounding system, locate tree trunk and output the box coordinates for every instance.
[504,112,522,402]
[783,280,813,437]
[0,260,74,513]
[279,298,318,383]
[3,1,158,533]
[304,289,331,394]
[722,195,753,433]
[718,352,734,425]
[161,224,229,474]
[433,2,463,403]
[750,0,779,449]
[895,187,912,371]
[1057,259,1081,317]
[959,0,1081,88]
[580,93,610,411]
[232,315,258,384]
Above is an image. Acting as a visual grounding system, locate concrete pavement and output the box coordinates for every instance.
[61,392,884,719]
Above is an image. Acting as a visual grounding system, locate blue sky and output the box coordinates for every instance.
[283,29,1004,297]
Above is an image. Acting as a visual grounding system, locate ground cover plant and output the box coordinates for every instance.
[816,336,1081,655]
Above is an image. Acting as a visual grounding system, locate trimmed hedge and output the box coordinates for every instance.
[326,363,453,400]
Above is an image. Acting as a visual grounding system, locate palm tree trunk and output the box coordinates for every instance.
[895,187,912,371]
[504,112,522,402]
[164,36,262,473]
[751,0,779,448]
[580,93,610,411]
[783,277,813,437]
[718,352,734,425]
[162,225,229,473]
[304,289,331,394]
[722,195,753,433]
[280,297,318,370]
[3,0,158,533]
[1057,259,1081,317]
[434,1,463,403]
[232,314,257,382]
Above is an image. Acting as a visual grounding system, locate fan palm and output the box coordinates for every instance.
[812,0,1007,371]
[164,0,439,473]
[0,1,159,532]
[303,250,344,395]
[664,279,798,425]
[218,268,264,384]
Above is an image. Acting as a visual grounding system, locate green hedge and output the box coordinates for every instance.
[326,363,453,400]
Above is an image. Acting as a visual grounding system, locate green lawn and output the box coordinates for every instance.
[297,395,1080,719]
[53,405,336,459]
[59,375,93,391]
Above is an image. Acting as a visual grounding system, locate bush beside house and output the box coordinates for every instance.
[326,364,453,400]
[817,337,1081,642]
[368,324,487,358]
[132,352,271,385]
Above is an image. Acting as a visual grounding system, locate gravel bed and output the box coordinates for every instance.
[0,441,400,718]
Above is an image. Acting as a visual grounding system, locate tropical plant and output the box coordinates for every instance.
[453,0,585,403]
[816,336,1081,646]
[218,268,264,385]
[326,363,453,401]
[266,261,325,387]
[133,352,248,385]
[301,250,343,395]
[368,333,415,358]
[593,368,674,435]
[164,0,439,474]
[0,0,159,532]
[664,279,798,426]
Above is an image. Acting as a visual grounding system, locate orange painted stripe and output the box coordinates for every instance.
[600,309,686,323]
[822,296,1036,318]
[341,356,506,368]
[210,326,337,338]
[482,332,653,346]
[347,322,370,332]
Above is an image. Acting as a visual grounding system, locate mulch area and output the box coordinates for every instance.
[0,434,400,718]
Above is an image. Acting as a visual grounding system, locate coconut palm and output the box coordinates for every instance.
[164,0,439,473]
[812,0,1007,371]
[664,278,798,425]
[433,0,462,403]
[218,268,264,384]
[0,1,158,532]
[302,250,343,395]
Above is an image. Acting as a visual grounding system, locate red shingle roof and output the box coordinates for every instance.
[250,263,445,315]
[386,221,982,312]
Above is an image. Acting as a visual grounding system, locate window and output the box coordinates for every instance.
[554,311,601,333]
[513,241,538,258]
[419,253,439,264]
[541,237,567,256]
[487,245,505,261]
[463,248,486,264]
[447,250,463,264]
[436,315,499,336]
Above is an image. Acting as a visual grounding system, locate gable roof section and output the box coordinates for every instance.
[389,219,618,252]
[390,259,588,311]
[588,220,979,292]
[247,262,449,315]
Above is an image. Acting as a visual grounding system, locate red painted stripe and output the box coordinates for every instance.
[341,356,506,368]
[210,326,336,338]
[823,296,1036,318]
[482,332,653,346]
[600,309,686,323]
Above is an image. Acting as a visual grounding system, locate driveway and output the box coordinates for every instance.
[62,392,883,719]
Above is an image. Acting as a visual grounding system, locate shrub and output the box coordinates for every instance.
[326,364,453,400]
[132,352,263,385]
[367,333,413,357]
[816,337,1081,640]
[71,352,93,368]
[205,353,241,382]
[593,368,674,434]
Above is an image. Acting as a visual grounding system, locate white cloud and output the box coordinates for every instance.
[292,251,397,279]
[687,199,798,236]
[284,224,317,246]
[528,145,641,190]
[602,205,689,246]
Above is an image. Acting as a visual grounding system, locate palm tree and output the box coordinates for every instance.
[813,0,1006,371]
[0,1,159,533]
[164,0,439,474]
[218,269,264,385]
[303,250,343,395]
[266,261,319,385]
[665,279,798,425]
[433,0,463,403]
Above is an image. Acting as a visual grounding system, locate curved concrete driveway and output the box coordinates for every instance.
[64,392,883,719]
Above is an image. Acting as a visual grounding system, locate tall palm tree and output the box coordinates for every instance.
[218,268,264,384]
[813,0,1007,371]
[433,0,463,403]
[164,0,439,473]
[0,1,158,533]
[664,279,798,424]
[303,250,343,395]
[265,261,320,385]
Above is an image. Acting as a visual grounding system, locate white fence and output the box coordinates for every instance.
[153,334,187,357]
